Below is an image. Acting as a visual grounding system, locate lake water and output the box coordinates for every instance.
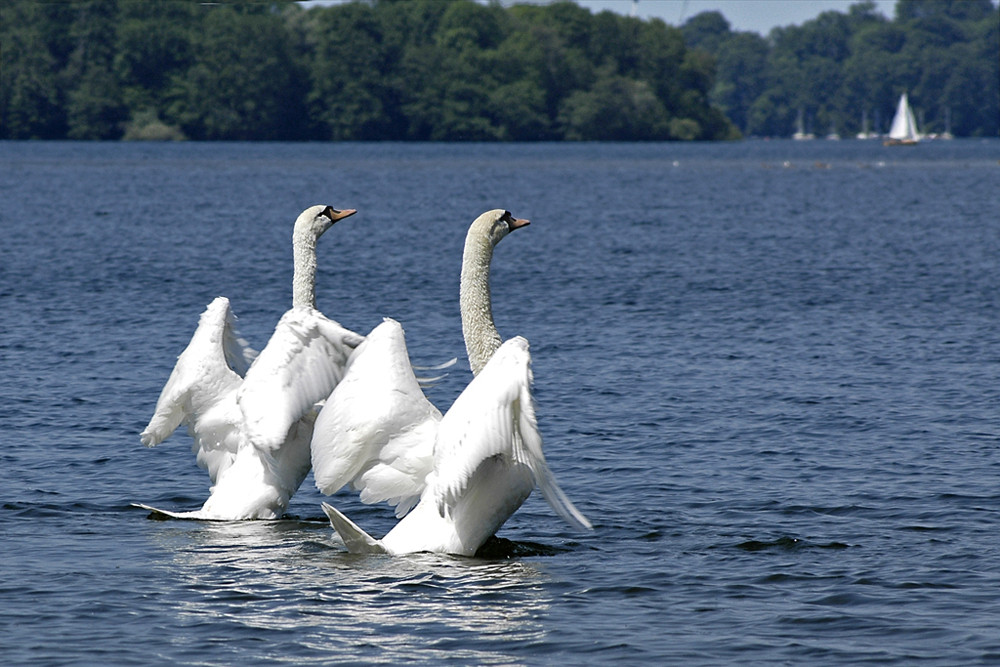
[2,139,999,664]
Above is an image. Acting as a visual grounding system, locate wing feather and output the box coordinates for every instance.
[238,307,363,452]
[431,339,524,514]
[311,318,440,517]
[140,297,254,482]
[432,337,591,530]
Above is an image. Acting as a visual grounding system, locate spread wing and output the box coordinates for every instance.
[311,318,440,517]
[237,306,364,452]
[432,337,591,530]
[140,297,257,482]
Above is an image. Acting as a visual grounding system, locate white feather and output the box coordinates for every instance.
[141,297,249,483]
[239,307,362,452]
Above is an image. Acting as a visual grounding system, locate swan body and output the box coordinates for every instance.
[312,210,591,554]
[139,205,363,520]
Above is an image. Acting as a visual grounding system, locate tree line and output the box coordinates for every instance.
[0,0,732,141]
[1,0,996,142]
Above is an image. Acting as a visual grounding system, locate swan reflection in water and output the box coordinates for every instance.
[146,514,554,663]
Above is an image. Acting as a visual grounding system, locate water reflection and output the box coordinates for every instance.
[149,519,551,664]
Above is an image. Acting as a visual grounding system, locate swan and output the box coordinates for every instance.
[310,209,591,555]
[137,205,365,520]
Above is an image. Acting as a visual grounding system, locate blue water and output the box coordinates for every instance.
[2,139,999,664]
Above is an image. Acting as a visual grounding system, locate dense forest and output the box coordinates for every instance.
[1,0,996,141]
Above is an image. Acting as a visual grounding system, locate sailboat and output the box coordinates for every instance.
[793,109,814,140]
[940,107,954,140]
[856,109,877,140]
[884,93,919,145]
[825,120,841,141]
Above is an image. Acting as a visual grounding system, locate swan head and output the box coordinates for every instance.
[295,205,357,241]
[469,209,530,248]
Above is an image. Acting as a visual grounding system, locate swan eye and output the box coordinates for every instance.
[498,211,516,232]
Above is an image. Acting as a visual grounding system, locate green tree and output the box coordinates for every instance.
[711,32,769,134]
[896,0,995,22]
[587,10,642,74]
[114,2,196,120]
[482,29,555,139]
[170,5,308,140]
[681,10,731,53]
[433,0,505,52]
[306,2,396,140]
[0,3,69,138]
[559,70,669,140]
[841,21,902,133]
[487,79,552,140]
[514,2,598,120]
[64,1,127,139]
[0,0,807,142]
[938,10,999,136]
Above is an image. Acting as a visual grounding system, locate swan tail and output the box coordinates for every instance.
[413,357,458,389]
[413,357,458,371]
[132,503,212,521]
[414,356,457,389]
[532,462,593,531]
[414,373,447,387]
[321,503,388,554]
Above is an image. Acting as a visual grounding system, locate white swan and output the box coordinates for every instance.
[137,205,364,520]
[310,209,591,555]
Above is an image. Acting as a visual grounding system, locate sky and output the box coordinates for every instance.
[553,1,898,34]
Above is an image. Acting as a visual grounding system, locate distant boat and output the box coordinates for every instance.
[940,106,954,140]
[793,109,814,141]
[856,109,878,140]
[884,93,919,145]
[825,120,841,141]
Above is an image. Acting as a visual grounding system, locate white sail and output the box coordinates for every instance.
[857,109,877,139]
[887,93,919,143]
[793,108,813,140]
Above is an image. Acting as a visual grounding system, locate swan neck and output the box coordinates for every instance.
[292,227,318,309]
[460,230,502,376]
